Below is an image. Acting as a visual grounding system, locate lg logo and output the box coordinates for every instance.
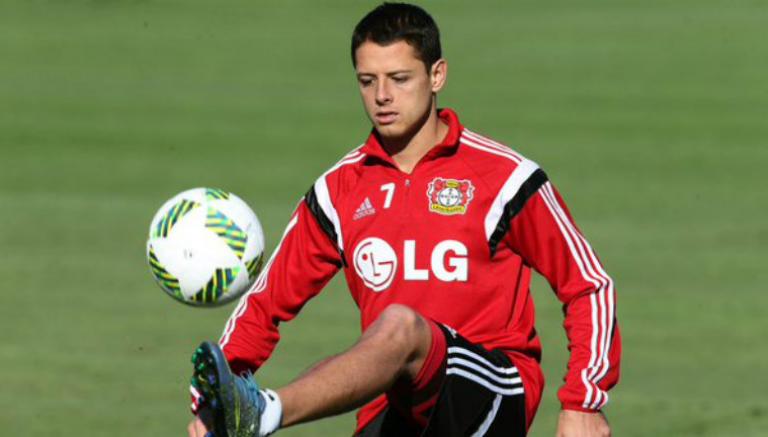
[353,237,468,292]
[353,238,397,292]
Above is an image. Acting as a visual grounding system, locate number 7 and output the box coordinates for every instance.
[380,183,395,209]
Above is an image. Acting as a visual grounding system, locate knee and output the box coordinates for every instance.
[368,304,428,349]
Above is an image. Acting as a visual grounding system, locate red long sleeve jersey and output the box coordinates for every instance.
[219,109,620,431]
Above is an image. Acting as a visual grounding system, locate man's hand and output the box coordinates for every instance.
[187,408,213,437]
[187,416,209,437]
[556,410,611,437]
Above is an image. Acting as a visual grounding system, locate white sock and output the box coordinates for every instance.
[259,389,282,436]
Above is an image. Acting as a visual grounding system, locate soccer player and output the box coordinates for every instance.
[188,3,620,437]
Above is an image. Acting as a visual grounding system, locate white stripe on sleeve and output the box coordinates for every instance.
[219,214,299,347]
[483,159,540,241]
[539,183,614,409]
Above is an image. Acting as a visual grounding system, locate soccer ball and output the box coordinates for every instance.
[146,188,265,307]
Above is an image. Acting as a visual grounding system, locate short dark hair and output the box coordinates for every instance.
[351,2,442,71]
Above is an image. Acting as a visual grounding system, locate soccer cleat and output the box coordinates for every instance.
[191,341,264,437]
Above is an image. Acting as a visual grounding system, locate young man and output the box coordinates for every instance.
[188,3,620,437]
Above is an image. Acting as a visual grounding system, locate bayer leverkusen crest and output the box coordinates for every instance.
[427,178,475,215]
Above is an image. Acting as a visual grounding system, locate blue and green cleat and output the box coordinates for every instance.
[191,341,265,437]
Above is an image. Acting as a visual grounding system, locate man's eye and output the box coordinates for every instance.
[359,78,374,87]
[393,76,409,83]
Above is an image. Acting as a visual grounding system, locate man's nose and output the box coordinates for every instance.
[375,81,392,105]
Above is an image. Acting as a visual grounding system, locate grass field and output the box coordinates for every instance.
[1,1,766,435]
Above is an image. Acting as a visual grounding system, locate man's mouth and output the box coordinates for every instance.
[375,111,398,125]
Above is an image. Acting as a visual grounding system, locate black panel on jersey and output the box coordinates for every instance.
[488,169,549,257]
[304,185,348,267]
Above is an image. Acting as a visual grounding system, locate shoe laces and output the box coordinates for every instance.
[235,371,265,413]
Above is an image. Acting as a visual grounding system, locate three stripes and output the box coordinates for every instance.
[446,346,525,397]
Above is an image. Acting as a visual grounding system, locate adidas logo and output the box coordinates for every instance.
[353,197,376,220]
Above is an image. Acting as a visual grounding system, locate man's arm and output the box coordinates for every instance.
[218,198,344,374]
[504,176,621,432]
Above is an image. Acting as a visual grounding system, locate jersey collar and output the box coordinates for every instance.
[360,108,464,167]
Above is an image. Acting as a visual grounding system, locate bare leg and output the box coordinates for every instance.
[276,304,434,427]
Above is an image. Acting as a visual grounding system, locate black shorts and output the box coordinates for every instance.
[356,324,527,437]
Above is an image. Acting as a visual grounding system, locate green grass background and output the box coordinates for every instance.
[1,0,766,435]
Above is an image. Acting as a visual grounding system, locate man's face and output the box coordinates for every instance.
[354,40,444,140]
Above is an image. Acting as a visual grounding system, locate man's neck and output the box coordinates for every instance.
[380,108,450,174]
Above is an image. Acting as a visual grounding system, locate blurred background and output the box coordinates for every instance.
[1,0,766,435]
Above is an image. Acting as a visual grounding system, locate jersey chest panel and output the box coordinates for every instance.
[338,162,498,300]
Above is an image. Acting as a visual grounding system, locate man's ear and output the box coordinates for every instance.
[430,59,447,93]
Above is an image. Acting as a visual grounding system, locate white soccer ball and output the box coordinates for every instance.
[146,187,265,307]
